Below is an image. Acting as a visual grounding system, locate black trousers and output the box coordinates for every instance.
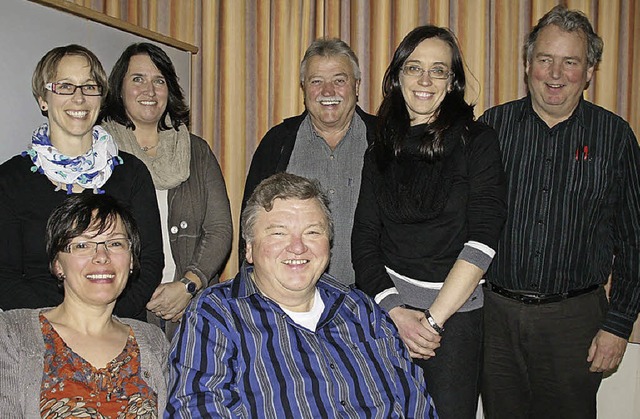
[482,286,607,419]
[414,308,483,419]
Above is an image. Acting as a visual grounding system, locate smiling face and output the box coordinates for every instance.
[399,37,452,126]
[245,198,330,311]
[38,55,102,153]
[122,54,168,130]
[53,216,132,308]
[526,24,594,126]
[302,55,360,133]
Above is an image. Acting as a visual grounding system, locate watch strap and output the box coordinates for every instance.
[425,309,445,335]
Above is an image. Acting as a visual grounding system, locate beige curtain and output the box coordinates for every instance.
[65,0,640,339]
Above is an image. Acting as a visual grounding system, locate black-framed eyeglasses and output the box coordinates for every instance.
[401,65,452,80]
[45,82,103,96]
[63,239,132,257]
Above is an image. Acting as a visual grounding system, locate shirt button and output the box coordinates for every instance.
[340,400,347,406]
[144,371,150,378]
[328,189,335,194]
[330,363,335,369]
[330,155,335,159]
[180,221,188,229]
[170,226,179,234]
[537,220,543,225]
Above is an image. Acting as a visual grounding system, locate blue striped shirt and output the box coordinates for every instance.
[165,265,437,418]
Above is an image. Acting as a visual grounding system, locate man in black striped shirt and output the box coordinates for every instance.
[479,5,640,418]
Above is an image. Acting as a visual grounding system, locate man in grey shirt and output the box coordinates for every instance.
[241,37,376,285]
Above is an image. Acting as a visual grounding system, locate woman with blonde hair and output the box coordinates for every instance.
[0,44,162,321]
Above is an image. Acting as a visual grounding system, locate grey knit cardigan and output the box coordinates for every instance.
[0,309,169,417]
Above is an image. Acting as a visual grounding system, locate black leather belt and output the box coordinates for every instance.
[485,283,600,305]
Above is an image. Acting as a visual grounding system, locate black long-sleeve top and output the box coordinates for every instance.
[479,96,640,339]
[352,121,507,310]
[0,152,163,321]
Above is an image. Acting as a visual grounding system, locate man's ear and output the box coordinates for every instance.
[585,65,595,86]
[245,242,254,264]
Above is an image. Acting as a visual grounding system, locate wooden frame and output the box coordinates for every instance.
[29,0,198,54]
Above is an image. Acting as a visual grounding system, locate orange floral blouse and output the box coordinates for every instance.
[39,314,157,418]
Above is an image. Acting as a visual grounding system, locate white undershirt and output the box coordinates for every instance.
[156,189,176,284]
[280,288,325,331]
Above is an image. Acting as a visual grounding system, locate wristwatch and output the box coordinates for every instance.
[179,277,198,297]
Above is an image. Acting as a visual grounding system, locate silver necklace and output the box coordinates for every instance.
[140,144,158,152]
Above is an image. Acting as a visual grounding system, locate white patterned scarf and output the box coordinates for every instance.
[23,122,122,194]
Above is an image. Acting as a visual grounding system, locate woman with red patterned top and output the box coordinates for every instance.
[0,194,168,418]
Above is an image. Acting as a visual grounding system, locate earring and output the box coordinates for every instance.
[57,273,66,281]
[41,105,46,111]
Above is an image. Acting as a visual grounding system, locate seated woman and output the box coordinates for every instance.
[352,25,507,418]
[0,45,163,321]
[0,194,168,417]
[101,43,232,335]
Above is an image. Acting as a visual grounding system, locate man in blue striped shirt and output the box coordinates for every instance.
[166,172,437,418]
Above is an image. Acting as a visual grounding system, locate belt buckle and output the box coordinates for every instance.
[518,294,545,305]
[520,293,563,305]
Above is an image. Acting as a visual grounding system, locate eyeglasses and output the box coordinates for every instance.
[45,82,103,96]
[401,65,452,80]
[63,239,132,257]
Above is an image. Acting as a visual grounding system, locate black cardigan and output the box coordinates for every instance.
[238,106,377,266]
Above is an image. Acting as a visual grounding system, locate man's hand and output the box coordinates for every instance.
[146,282,192,322]
[587,329,628,372]
[388,306,441,359]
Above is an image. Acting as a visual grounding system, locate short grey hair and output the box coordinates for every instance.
[524,5,603,68]
[241,173,334,245]
[299,38,361,83]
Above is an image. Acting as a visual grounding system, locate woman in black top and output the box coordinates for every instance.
[352,25,507,418]
[0,45,162,321]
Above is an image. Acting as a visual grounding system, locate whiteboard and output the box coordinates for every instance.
[0,0,191,161]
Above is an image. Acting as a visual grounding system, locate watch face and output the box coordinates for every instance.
[181,278,197,295]
[186,282,197,293]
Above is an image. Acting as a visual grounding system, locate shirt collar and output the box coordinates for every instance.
[301,112,361,148]
[519,94,588,130]
[233,263,352,315]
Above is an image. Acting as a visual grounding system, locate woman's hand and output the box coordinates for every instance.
[146,282,192,322]
[388,306,441,359]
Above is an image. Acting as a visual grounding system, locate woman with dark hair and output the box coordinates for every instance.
[0,45,162,322]
[101,43,232,336]
[352,25,507,418]
[0,194,168,417]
